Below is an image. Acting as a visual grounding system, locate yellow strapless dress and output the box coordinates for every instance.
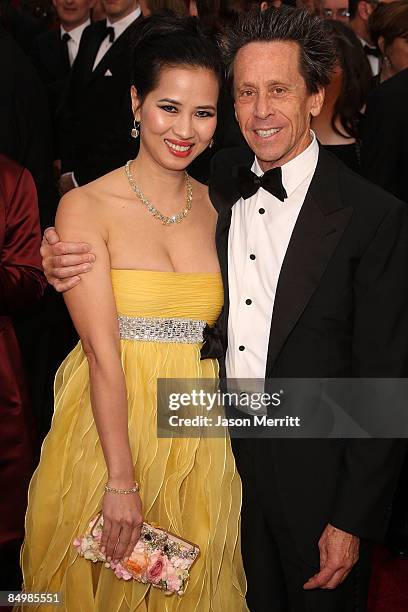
[18,270,248,612]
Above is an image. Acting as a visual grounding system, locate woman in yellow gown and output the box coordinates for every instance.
[18,14,247,612]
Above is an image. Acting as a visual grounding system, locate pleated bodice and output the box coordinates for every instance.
[111,269,223,325]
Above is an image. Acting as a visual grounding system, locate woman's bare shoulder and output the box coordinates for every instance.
[58,168,129,216]
[82,167,128,200]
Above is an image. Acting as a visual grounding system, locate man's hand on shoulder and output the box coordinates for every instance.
[303,523,359,591]
[41,227,95,292]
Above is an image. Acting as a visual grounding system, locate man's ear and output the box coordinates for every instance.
[130,85,142,122]
[310,86,325,118]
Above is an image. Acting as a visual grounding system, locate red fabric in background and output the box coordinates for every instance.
[0,155,46,546]
[368,545,408,612]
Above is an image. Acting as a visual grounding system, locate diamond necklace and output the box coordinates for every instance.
[125,160,193,226]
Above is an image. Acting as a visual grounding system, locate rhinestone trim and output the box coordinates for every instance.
[118,315,206,343]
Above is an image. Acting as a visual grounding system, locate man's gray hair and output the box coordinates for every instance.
[223,7,336,94]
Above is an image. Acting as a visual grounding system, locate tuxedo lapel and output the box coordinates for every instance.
[82,20,107,81]
[265,148,353,374]
[211,146,254,341]
[215,206,232,340]
[90,17,140,81]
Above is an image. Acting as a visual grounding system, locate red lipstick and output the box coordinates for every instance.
[164,138,194,158]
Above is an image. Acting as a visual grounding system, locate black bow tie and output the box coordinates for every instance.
[104,26,115,43]
[364,45,380,59]
[237,165,287,202]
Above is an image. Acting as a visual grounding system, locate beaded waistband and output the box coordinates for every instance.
[118,315,206,344]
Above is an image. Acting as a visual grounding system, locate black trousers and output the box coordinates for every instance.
[233,440,372,612]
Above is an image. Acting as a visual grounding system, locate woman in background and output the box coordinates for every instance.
[360,0,408,200]
[311,20,371,172]
[368,0,408,84]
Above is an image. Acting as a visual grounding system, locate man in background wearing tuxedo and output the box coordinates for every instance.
[349,0,380,75]
[59,0,141,192]
[31,0,95,165]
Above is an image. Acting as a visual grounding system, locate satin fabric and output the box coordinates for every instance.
[19,270,248,611]
[0,155,46,548]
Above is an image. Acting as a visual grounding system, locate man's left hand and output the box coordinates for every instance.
[303,523,359,590]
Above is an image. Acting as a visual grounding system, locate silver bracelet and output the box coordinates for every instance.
[104,482,140,495]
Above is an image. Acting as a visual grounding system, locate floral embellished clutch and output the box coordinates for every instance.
[73,513,200,595]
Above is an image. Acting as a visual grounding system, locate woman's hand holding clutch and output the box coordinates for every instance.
[101,482,143,564]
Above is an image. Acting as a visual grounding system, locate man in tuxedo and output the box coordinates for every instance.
[38,7,408,611]
[349,0,380,75]
[59,0,142,191]
[205,7,407,611]
[30,0,94,162]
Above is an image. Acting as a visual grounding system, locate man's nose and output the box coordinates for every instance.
[254,93,274,120]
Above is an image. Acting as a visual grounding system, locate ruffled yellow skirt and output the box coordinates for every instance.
[18,271,248,611]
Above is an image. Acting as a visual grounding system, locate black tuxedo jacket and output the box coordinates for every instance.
[31,28,71,86]
[60,17,141,185]
[361,67,408,203]
[0,27,56,229]
[30,28,73,158]
[207,144,408,563]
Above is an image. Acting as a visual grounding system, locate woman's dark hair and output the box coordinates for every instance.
[130,12,224,103]
[368,0,408,51]
[321,20,371,139]
[223,6,336,94]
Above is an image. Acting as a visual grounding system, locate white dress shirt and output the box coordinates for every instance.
[61,19,90,66]
[226,133,319,380]
[92,7,141,70]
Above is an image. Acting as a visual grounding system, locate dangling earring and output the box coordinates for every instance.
[208,138,214,149]
[131,119,140,139]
